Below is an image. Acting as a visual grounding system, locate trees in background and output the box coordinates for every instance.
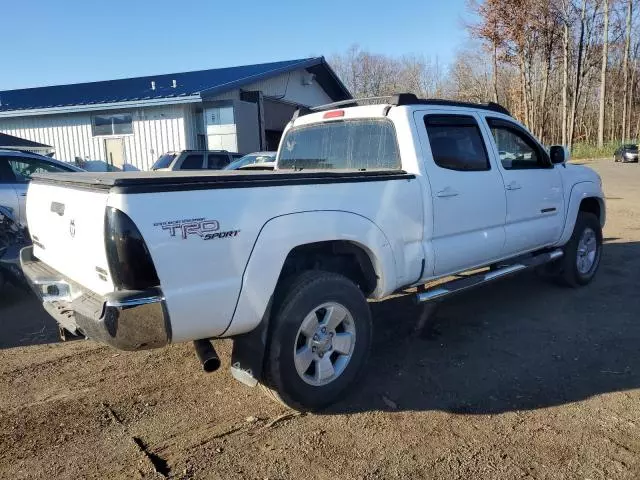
[329,46,445,99]
[328,0,639,152]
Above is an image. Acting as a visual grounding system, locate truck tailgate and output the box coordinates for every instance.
[26,181,114,296]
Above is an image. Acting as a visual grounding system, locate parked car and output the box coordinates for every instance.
[224,151,276,170]
[0,205,30,292]
[614,144,638,163]
[151,150,243,171]
[0,150,83,227]
[21,93,605,411]
[237,162,276,171]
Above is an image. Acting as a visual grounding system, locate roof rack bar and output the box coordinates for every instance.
[308,96,395,112]
[294,93,512,120]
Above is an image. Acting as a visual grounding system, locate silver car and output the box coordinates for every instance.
[0,150,83,227]
[224,151,277,170]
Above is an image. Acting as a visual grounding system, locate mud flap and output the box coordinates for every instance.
[230,297,273,387]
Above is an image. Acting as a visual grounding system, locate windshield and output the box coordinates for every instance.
[224,153,275,170]
[151,153,177,170]
[277,119,401,170]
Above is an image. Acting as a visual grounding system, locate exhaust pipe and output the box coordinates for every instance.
[193,339,221,373]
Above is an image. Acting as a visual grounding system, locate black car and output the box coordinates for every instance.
[614,144,639,163]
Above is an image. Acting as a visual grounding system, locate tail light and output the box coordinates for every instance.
[323,110,344,119]
[105,207,159,290]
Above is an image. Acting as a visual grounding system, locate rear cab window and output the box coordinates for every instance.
[278,119,401,170]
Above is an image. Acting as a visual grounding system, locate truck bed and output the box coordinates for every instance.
[32,169,413,193]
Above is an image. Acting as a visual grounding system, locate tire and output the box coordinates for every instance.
[557,212,602,287]
[262,270,372,411]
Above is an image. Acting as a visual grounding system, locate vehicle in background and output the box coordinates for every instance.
[224,152,276,170]
[0,150,83,227]
[151,150,243,171]
[237,161,276,171]
[0,205,30,292]
[614,144,638,163]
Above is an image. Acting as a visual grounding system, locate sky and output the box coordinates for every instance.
[0,0,474,91]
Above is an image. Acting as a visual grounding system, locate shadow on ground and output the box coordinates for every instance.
[329,240,640,415]
[0,285,59,349]
[2,241,639,416]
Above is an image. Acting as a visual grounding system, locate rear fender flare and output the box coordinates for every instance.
[224,210,396,338]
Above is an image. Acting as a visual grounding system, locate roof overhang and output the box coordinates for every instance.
[0,95,203,118]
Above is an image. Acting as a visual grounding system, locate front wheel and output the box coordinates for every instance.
[262,271,372,411]
[558,212,603,287]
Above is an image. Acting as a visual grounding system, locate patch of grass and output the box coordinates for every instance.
[571,141,638,160]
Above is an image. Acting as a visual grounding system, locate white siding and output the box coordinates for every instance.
[0,105,190,170]
[241,69,333,107]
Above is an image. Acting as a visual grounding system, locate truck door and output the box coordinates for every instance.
[482,117,564,256]
[414,111,507,276]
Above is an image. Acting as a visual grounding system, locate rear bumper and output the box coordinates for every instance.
[20,246,171,351]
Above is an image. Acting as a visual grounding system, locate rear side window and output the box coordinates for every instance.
[424,115,490,171]
[278,119,400,170]
[7,157,66,182]
[207,154,229,169]
[180,154,204,170]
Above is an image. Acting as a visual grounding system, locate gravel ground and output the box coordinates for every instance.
[0,159,638,479]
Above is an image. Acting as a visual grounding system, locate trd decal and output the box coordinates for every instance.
[153,218,239,241]
[203,230,240,240]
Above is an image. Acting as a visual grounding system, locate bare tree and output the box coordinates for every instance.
[621,0,632,141]
[597,0,609,147]
[329,0,640,153]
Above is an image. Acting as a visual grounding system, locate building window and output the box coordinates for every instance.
[206,106,234,126]
[92,113,133,136]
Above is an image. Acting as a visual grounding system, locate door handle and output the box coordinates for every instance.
[505,181,522,191]
[435,188,459,198]
[20,193,27,197]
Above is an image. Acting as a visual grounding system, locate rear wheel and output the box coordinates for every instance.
[262,271,372,411]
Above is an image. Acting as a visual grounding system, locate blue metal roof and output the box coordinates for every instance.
[0,57,350,113]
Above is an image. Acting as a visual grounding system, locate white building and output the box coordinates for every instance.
[0,57,350,170]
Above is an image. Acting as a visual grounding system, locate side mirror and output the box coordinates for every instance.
[550,145,570,165]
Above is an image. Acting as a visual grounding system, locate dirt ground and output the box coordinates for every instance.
[1,159,639,480]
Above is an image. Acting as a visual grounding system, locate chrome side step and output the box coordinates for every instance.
[416,249,563,303]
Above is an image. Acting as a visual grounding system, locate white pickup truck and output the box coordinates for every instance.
[20,94,605,411]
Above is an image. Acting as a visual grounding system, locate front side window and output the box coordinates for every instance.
[488,119,549,170]
[92,113,133,136]
[179,154,204,170]
[278,119,401,170]
[7,157,65,182]
[424,115,490,171]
